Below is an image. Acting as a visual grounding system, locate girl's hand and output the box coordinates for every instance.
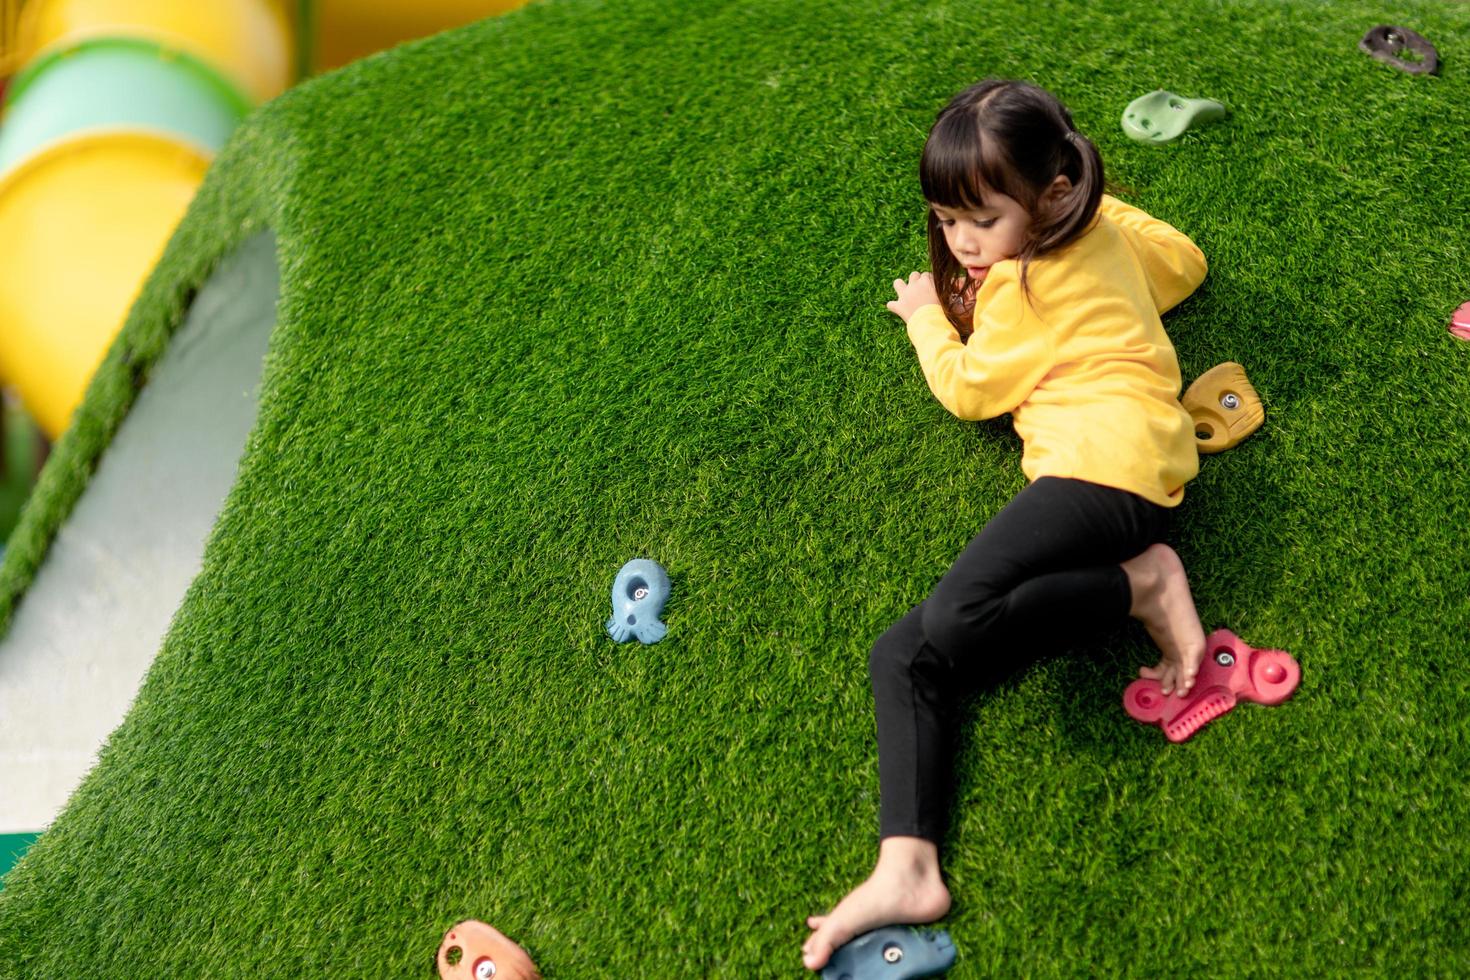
[885,271,941,324]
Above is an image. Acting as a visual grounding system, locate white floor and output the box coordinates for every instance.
[0,231,277,836]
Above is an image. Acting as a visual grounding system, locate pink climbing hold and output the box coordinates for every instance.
[1450,301,1470,341]
[1124,629,1300,742]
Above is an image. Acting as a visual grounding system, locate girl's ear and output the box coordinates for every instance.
[1042,174,1073,208]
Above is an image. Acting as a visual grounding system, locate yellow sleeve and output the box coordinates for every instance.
[1099,195,1208,313]
[904,295,1054,421]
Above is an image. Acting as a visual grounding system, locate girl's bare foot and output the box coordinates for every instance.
[802,837,951,971]
[1122,543,1207,697]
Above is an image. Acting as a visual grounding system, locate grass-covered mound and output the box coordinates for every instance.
[3,0,1470,973]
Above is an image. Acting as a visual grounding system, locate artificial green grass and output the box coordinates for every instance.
[3,0,1470,974]
[0,401,41,543]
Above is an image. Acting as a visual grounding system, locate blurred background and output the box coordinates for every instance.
[0,0,529,548]
[1,1,534,884]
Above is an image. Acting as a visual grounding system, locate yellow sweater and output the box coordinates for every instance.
[905,195,1206,508]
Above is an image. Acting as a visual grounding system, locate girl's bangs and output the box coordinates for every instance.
[920,111,1001,210]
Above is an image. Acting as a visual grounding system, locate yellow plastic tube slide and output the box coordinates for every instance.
[0,133,209,438]
[17,0,292,105]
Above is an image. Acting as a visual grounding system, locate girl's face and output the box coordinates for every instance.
[930,175,1073,281]
[930,194,1030,281]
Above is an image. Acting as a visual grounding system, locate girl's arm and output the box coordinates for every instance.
[889,273,1053,421]
[1100,195,1208,313]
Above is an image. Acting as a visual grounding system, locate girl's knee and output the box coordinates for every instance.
[868,607,927,683]
[869,626,955,700]
[922,589,1000,660]
[868,635,910,685]
[920,597,962,659]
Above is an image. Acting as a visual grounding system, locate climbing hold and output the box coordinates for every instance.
[822,925,957,980]
[1449,301,1470,341]
[1359,25,1439,75]
[606,558,671,644]
[1121,90,1226,144]
[1182,362,1264,454]
[1123,629,1301,743]
[437,920,541,980]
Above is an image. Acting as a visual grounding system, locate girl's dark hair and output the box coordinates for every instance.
[920,79,1105,332]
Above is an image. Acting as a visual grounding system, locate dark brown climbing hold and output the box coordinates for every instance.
[1359,25,1440,76]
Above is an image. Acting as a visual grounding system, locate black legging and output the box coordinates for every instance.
[869,476,1172,843]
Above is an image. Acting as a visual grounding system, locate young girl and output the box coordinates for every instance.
[802,79,1211,970]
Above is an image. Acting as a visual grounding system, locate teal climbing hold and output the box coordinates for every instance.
[1121,89,1226,144]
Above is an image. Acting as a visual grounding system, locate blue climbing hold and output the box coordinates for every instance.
[821,925,957,980]
[606,558,670,644]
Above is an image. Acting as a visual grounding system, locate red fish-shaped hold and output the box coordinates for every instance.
[1124,629,1300,742]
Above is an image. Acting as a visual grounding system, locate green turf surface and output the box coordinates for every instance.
[3,0,1470,974]
[0,400,41,544]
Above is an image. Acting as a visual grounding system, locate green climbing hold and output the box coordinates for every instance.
[1121,89,1226,144]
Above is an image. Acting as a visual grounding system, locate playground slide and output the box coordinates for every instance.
[17,0,292,104]
[0,0,536,440]
[311,0,530,72]
[0,232,278,881]
[0,0,528,886]
[0,0,289,439]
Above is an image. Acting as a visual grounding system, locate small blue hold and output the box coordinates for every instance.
[821,925,956,980]
[606,558,670,644]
